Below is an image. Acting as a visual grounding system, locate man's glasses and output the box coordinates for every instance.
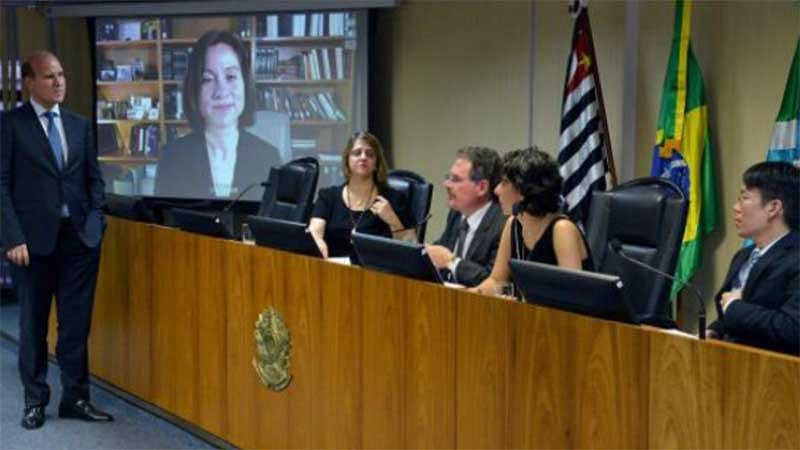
[444,173,481,184]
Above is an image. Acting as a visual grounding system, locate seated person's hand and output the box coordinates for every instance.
[720,289,742,312]
[6,244,29,267]
[706,328,722,340]
[424,244,454,269]
[370,195,402,229]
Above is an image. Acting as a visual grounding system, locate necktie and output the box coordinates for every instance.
[454,218,470,259]
[43,111,64,170]
[732,248,762,289]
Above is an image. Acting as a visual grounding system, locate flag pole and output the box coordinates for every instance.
[575,1,619,187]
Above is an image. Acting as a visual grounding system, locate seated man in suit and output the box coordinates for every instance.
[707,161,799,355]
[426,147,505,286]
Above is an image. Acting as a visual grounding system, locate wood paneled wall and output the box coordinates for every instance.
[70,218,798,449]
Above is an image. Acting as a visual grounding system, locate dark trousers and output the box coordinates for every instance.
[11,219,101,408]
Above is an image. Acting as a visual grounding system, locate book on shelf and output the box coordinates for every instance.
[162,46,192,81]
[164,86,184,120]
[255,47,279,78]
[159,18,172,39]
[129,124,160,157]
[97,123,121,155]
[259,87,346,122]
[321,48,332,80]
[305,48,349,80]
[335,47,345,79]
[292,13,307,37]
[256,11,352,38]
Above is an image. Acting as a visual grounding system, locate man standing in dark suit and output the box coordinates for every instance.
[426,147,505,287]
[707,161,799,355]
[1,51,113,429]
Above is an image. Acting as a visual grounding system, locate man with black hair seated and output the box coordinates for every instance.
[708,161,799,355]
[425,147,505,287]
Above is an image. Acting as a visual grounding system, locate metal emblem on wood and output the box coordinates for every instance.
[253,307,292,391]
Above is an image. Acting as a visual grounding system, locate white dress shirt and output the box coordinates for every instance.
[206,137,238,198]
[31,98,69,163]
[447,200,494,280]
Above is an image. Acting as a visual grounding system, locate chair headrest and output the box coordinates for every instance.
[274,165,313,203]
[607,187,670,248]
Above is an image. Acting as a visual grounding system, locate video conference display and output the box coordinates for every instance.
[93,12,364,200]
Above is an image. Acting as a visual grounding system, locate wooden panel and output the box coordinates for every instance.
[648,331,707,449]
[711,343,800,449]
[224,242,257,449]
[150,226,186,412]
[313,261,364,449]
[404,279,456,449]
[284,254,321,449]
[650,331,800,449]
[456,293,509,449]
[361,271,406,449]
[507,303,582,448]
[125,222,153,399]
[78,218,800,450]
[570,314,648,448]
[193,237,229,436]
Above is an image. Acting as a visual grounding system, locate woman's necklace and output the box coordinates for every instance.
[346,183,376,236]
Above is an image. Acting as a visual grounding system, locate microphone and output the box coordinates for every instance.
[222,180,270,213]
[609,239,706,339]
[391,213,433,234]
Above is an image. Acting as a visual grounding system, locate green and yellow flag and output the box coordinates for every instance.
[650,0,718,298]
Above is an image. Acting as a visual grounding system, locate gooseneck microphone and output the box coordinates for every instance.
[609,239,706,339]
[391,213,433,234]
[222,180,271,213]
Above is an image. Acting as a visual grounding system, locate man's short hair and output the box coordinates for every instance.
[455,146,502,195]
[21,51,58,80]
[743,161,799,230]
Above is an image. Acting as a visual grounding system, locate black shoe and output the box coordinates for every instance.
[58,399,114,422]
[21,406,45,429]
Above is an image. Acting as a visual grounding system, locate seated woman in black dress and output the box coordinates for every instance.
[309,132,414,258]
[473,146,593,296]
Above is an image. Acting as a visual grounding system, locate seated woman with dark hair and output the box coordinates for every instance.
[308,132,414,259]
[473,146,593,297]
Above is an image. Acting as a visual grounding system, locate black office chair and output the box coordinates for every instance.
[584,177,688,326]
[387,169,433,243]
[257,157,319,223]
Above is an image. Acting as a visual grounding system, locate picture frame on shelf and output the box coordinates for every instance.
[118,20,142,41]
[141,19,158,40]
[131,59,146,80]
[115,65,132,82]
[96,19,118,41]
[99,69,116,82]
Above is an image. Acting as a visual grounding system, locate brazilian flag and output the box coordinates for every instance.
[651,0,719,298]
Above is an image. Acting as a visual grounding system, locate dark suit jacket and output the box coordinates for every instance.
[709,231,799,355]
[434,201,505,287]
[154,130,281,200]
[1,102,105,255]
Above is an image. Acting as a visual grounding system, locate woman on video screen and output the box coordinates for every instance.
[154,30,281,199]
